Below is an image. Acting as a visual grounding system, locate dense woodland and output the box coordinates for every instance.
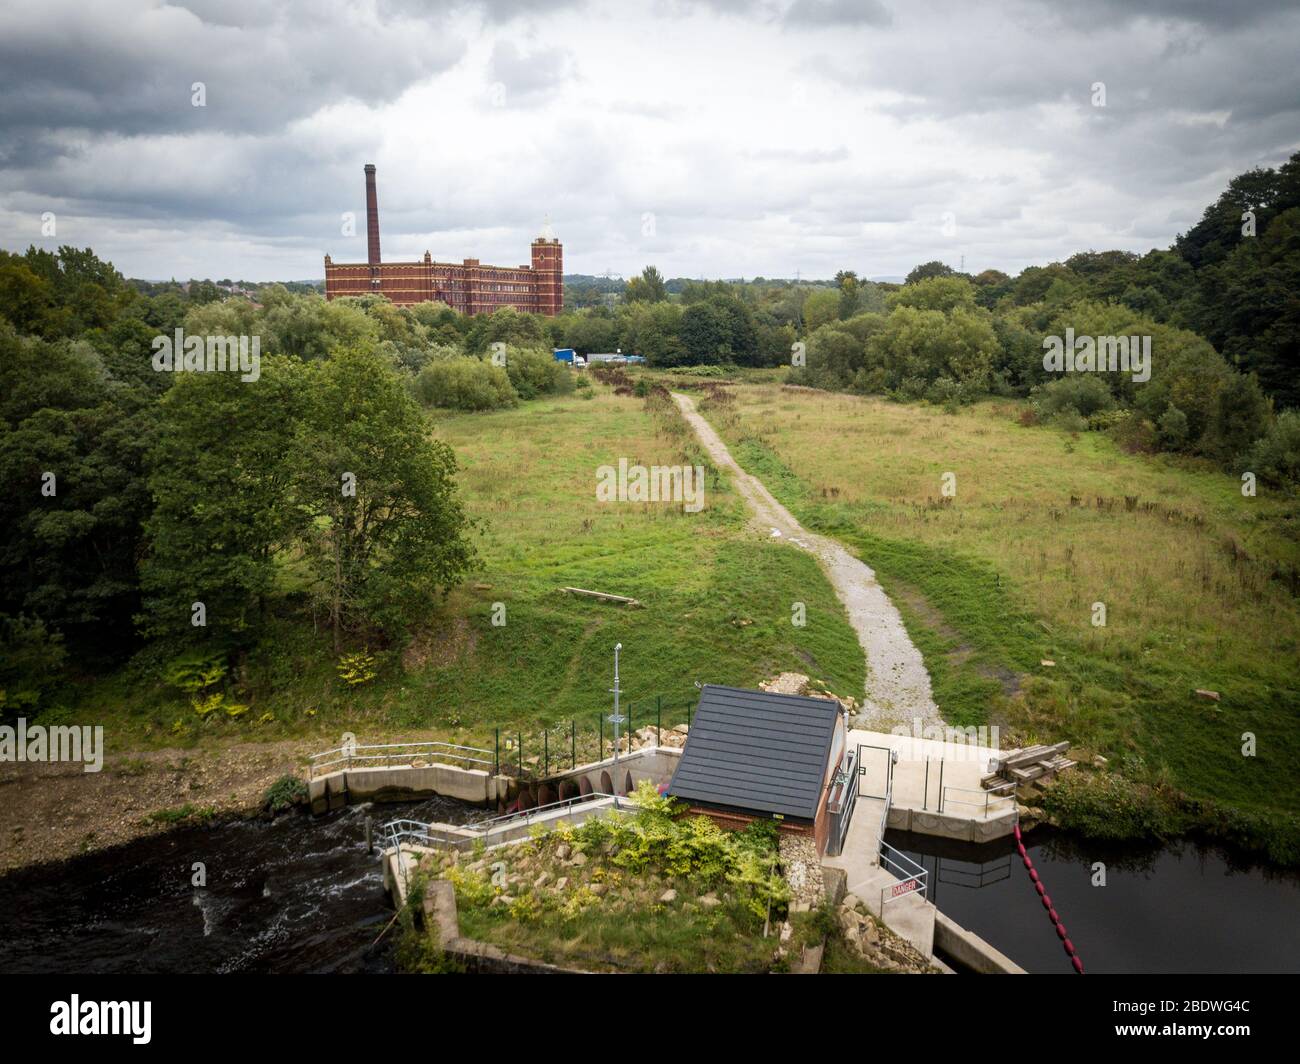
[1,153,1297,721]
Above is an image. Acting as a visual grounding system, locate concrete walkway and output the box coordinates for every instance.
[823,795,936,957]
[673,392,941,732]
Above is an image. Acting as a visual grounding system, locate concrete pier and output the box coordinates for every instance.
[821,727,1021,965]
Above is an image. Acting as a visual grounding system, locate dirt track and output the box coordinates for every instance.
[673,392,943,731]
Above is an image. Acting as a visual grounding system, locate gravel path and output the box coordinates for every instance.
[673,392,943,731]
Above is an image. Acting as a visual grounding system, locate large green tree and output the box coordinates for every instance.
[296,347,476,650]
[139,356,306,645]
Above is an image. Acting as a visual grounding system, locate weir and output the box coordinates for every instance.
[354,725,1036,973]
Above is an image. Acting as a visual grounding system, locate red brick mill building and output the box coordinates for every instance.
[324,164,563,316]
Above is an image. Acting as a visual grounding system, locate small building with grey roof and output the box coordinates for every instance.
[667,684,848,854]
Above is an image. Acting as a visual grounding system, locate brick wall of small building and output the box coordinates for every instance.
[682,776,836,856]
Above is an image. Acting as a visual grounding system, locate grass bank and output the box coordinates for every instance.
[693,381,1300,861]
[56,382,866,759]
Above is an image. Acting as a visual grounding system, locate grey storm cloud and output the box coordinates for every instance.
[487,40,576,102]
[0,0,1296,281]
[0,0,465,141]
[784,0,891,29]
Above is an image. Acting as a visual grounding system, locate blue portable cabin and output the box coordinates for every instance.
[553,348,577,362]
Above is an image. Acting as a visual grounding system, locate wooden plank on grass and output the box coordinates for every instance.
[560,586,643,607]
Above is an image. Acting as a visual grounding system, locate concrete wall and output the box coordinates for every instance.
[887,805,1017,843]
[418,796,621,850]
[421,879,586,974]
[308,762,512,815]
[312,745,683,816]
[933,912,1026,974]
[558,746,681,796]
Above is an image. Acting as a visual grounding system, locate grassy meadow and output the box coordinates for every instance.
[691,381,1300,834]
[71,382,865,756]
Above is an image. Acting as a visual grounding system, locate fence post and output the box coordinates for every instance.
[599,714,604,761]
[656,695,662,747]
[571,720,576,770]
[518,732,522,777]
[544,729,549,777]
[688,700,692,730]
[628,702,633,751]
[495,728,500,777]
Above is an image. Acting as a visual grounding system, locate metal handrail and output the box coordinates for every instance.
[940,783,1017,819]
[825,748,858,815]
[310,739,494,778]
[379,792,619,853]
[826,748,859,857]
[469,791,618,831]
[880,841,928,885]
[874,747,929,902]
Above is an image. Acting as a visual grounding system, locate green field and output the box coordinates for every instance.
[688,381,1300,837]
[74,384,864,755]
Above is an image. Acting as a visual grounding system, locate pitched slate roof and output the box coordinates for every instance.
[667,684,841,821]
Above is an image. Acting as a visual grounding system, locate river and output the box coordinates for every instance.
[888,827,1300,973]
[0,796,474,974]
[3,804,1297,974]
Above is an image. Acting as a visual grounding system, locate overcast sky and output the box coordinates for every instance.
[1,0,1297,282]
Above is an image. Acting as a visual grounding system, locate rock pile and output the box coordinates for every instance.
[836,894,936,974]
[616,723,689,752]
[779,835,824,911]
[760,672,858,714]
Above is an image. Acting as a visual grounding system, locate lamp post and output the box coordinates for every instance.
[608,643,625,809]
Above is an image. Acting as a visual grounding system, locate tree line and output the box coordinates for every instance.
[0,249,477,719]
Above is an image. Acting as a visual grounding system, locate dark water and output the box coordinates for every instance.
[6,803,1296,974]
[888,827,1300,974]
[0,796,475,974]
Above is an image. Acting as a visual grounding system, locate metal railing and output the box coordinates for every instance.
[939,782,1016,818]
[379,792,619,854]
[469,791,618,833]
[310,739,493,779]
[876,744,929,903]
[879,842,929,896]
[825,747,859,857]
[381,818,480,852]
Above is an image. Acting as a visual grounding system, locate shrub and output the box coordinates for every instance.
[414,358,517,411]
[1157,404,1190,451]
[1049,407,1087,434]
[1107,411,1158,454]
[263,774,308,813]
[504,347,574,400]
[336,650,377,687]
[0,615,66,719]
[1034,374,1115,418]
[1248,409,1300,486]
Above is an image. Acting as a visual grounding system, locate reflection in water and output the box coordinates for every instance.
[0,796,475,975]
[888,827,1300,974]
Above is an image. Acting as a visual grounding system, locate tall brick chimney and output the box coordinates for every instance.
[364,163,381,266]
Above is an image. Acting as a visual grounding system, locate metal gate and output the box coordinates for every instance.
[856,742,895,800]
